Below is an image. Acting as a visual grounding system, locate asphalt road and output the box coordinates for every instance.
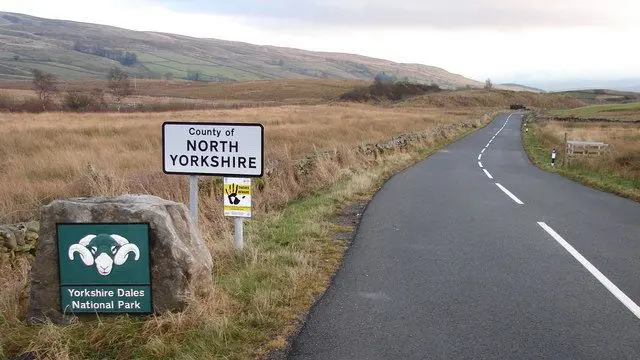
[289,112,640,359]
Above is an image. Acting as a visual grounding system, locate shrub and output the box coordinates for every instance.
[19,98,47,113]
[339,81,442,102]
[0,93,17,112]
[63,91,94,112]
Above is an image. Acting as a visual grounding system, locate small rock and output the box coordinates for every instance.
[1,229,17,251]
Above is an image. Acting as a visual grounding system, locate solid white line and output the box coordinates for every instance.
[495,183,524,204]
[478,161,483,168]
[483,169,493,179]
[537,222,640,320]
[478,154,482,160]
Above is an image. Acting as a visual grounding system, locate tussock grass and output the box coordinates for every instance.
[522,118,640,201]
[0,104,491,359]
[0,104,485,223]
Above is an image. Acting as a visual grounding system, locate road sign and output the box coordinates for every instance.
[58,223,151,314]
[163,122,264,177]
[224,177,251,218]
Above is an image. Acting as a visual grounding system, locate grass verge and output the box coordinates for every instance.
[521,118,640,202]
[1,121,482,359]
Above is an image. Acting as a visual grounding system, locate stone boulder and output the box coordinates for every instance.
[27,195,213,324]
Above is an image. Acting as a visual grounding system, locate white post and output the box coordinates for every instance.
[234,217,244,250]
[189,175,198,225]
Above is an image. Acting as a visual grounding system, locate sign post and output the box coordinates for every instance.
[163,122,263,249]
[58,223,151,314]
[189,175,198,224]
[223,177,252,249]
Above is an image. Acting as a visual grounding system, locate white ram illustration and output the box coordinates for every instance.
[68,234,140,276]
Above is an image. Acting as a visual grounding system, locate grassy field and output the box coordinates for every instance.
[522,117,640,201]
[0,103,493,359]
[555,89,640,105]
[549,102,640,121]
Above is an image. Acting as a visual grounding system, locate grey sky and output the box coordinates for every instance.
[160,0,615,29]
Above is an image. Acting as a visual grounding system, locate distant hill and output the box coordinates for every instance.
[0,12,483,89]
[499,83,545,93]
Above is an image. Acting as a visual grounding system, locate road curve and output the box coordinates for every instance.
[289,113,640,359]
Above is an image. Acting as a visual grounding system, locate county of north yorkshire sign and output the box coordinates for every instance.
[58,223,151,314]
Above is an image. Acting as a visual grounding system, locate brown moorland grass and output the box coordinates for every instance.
[400,89,585,109]
[523,119,640,201]
[0,103,493,359]
[0,79,367,102]
[0,103,486,224]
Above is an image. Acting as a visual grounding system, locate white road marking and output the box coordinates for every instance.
[483,169,493,179]
[478,154,482,160]
[481,148,486,153]
[537,222,640,320]
[495,183,524,204]
[478,162,483,168]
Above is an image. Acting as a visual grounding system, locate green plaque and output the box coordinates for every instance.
[58,223,151,314]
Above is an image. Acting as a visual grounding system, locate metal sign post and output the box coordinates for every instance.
[224,177,251,250]
[234,217,244,250]
[189,175,198,224]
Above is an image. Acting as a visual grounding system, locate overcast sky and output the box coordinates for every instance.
[2,0,639,90]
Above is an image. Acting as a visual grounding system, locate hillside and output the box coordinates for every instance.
[499,83,545,93]
[0,12,482,89]
[554,89,640,104]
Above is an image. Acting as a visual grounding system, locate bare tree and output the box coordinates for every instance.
[484,78,493,90]
[32,70,58,111]
[107,67,132,111]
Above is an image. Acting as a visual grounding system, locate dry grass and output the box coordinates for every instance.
[0,79,366,102]
[0,103,491,359]
[0,104,484,223]
[400,89,585,109]
[524,119,640,200]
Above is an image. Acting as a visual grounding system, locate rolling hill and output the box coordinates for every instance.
[0,12,482,89]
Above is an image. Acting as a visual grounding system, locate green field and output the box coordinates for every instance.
[550,102,640,119]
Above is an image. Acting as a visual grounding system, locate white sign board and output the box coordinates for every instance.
[224,177,251,218]
[163,122,264,177]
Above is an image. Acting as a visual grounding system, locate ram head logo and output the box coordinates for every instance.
[68,234,140,276]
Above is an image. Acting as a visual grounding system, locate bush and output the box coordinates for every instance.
[63,91,94,111]
[339,81,442,102]
[0,93,17,112]
[19,98,48,113]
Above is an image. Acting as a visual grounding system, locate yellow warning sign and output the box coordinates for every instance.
[224,177,252,218]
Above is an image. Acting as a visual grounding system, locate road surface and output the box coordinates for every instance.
[289,112,640,359]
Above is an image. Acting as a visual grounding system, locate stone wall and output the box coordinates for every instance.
[0,221,39,255]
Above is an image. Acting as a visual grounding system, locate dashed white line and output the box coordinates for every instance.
[537,222,640,320]
[495,183,524,205]
[476,113,517,182]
